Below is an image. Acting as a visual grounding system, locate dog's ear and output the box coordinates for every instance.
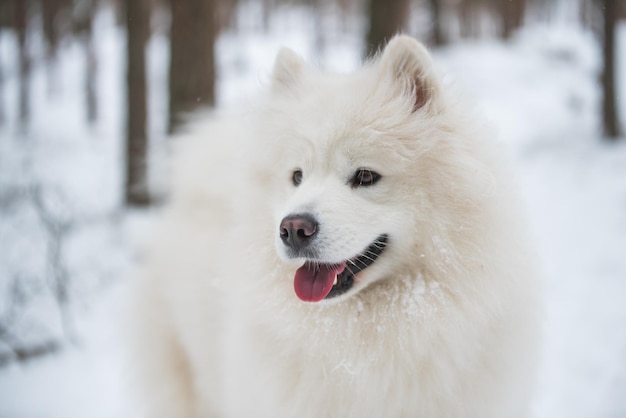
[272,47,305,92]
[378,36,439,112]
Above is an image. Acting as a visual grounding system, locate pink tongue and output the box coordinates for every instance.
[294,262,346,302]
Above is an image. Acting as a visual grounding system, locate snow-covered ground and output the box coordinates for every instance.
[0,4,625,417]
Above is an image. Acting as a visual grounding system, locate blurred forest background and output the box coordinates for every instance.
[0,0,623,370]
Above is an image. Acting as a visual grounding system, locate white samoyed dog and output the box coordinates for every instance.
[128,36,539,418]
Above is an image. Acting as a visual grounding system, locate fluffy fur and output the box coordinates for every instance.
[128,36,539,418]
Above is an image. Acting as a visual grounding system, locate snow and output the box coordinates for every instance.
[1,4,625,417]
[524,141,626,417]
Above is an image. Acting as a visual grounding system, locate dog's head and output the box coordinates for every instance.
[261,36,487,303]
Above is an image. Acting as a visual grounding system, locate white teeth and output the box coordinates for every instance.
[333,275,338,286]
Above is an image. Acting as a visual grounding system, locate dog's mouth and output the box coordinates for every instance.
[293,234,388,302]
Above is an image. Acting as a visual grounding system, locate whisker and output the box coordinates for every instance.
[344,264,357,276]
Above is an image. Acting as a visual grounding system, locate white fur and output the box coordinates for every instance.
[128,36,540,418]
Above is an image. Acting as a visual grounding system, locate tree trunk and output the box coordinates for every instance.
[41,0,66,63]
[429,0,445,46]
[458,0,478,39]
[76,0,98,124]
[168,0,216,134]
[0,58,4,125]
[365,0,410,58]
[602,0,621,139]
[41,0,70,97]
[499,0,525,40]
[125,0,151,205]
[16,0,30,127]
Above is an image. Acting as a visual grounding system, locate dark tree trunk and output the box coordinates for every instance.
[365,0,410,59]
[168,0,217,134]
[429,0,445,46]
[78,0,98,124]
[16,0,31,127]
[41,0,65,63]
[602,0,621,139]
[499,0,525,40]
[41,0,68,97]
[125,0,151,206]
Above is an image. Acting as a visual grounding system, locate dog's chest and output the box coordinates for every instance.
[217,302,432,418]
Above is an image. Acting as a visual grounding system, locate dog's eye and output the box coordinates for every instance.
[292,169,303,186]
[351,169,381,188]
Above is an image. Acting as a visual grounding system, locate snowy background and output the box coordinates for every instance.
[0,2,625,417]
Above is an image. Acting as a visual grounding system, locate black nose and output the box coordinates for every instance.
[280,214,318,251]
